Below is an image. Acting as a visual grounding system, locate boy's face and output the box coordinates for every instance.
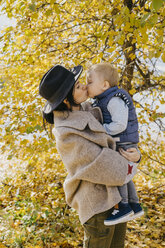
[87,71,108,98]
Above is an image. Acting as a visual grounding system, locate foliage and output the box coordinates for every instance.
[0,0,165,247]
[0,153,83,247]
[0,154,164,247]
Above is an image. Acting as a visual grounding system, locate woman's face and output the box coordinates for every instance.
[73,81,88,104]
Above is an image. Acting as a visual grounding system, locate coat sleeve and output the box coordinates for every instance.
[56,129,128,187]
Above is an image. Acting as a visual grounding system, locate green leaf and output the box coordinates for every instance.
[29,3,36,12]
[148,14,158,26]
[46,9,53,16]
[26,126,34,134]
[53,4,60,14]
[7,154,13,160]
[152,0,163,11]
[141,13,150,27]
[45,210,49,217]
[34,124,42,130]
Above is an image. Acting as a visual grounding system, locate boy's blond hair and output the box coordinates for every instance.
[87,62,119,87]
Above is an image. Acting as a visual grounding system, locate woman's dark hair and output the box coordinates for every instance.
[43,84,78,125]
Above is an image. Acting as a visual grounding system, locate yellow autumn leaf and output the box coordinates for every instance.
[162,51,165,63]
[129,88,136,95]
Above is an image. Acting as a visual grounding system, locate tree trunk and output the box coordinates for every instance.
[121,0,136,92]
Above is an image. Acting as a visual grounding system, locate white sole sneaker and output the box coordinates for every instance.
[126,210,144,222]
[104,211,134,226]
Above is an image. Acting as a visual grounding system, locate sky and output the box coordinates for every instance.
[0,13,16,29]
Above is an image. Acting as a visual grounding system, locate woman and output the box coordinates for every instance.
[39,65,140,248]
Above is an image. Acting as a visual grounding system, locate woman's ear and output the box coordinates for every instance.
[103,80,110,90]
[63,99,71,109]
[63,99,68,104]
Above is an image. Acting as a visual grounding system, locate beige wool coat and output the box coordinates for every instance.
[53,104,129,224]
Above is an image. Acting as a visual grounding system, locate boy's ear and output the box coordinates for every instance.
[103,80,110,90]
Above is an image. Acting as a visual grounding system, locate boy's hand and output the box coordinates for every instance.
[119,147,140,163]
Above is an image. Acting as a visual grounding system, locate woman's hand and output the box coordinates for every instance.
[118,147,141,163]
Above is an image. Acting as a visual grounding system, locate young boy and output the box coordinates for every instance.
[87,62,144,225]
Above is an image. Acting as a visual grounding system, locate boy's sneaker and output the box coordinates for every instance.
[126,202,144,221]
[104,202,134,226]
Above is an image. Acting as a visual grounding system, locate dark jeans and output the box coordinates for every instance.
[83,209,127,248]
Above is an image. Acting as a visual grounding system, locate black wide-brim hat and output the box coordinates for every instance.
[39,64,83,114]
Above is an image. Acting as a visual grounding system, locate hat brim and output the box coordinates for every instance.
[43,65,83,114]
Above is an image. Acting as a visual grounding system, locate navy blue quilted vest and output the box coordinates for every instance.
[93,86,139,143]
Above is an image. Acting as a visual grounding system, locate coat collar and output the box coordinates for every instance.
[53,109,106,133]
